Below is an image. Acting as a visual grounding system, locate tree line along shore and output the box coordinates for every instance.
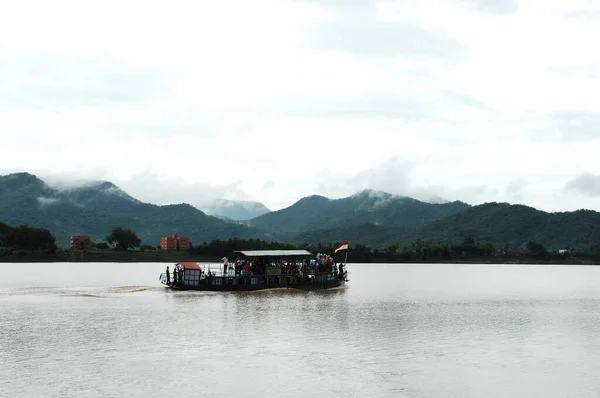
[1,222,600,264]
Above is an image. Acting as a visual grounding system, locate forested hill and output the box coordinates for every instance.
[247,189,470,235]
[2,172,599,251]
[409,202,600,249]
[294,202,600,250]
[0,172,276,246]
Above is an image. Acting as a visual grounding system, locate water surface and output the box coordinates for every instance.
[2,262,600,397]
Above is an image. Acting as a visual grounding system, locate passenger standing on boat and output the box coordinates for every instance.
[339,263,344,280]
[222,257,229,275]
[166,266,170,284]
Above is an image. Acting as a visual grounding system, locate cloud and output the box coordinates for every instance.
[470,0,518,15]
[287,90,494,122]
[346,157,415,193]
[0,51,171,110]
[564,173,600,196]
[1,0,600,216]
[551,112,600,142]
[310,5,468,62]
[109,172,247,212]
[505,179,526,202]
[314,156,415,199]
[260,181,275,192]
[567,10,600,22]
[37,196,59,206]
[18,169,245,213]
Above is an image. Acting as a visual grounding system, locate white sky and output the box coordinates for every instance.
[1,0,600,212]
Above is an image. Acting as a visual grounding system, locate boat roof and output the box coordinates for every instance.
[178,262,202,270]
[235,250,313,257]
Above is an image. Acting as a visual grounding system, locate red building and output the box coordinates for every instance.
[161,234,191,251]
[70,236,91,250]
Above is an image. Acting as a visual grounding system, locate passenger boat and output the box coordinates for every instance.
[159,249,349,291]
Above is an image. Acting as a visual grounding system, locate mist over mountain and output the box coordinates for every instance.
[207,199,271,221]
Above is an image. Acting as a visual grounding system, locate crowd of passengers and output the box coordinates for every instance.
[221,252,341,277]
[165,254,345,285]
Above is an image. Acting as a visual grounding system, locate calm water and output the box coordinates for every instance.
[2,263,600,398]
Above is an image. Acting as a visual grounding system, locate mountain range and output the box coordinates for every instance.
[1,172,599,250]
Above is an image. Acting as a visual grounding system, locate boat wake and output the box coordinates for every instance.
[108,286,157,294]
[1,285,163,298]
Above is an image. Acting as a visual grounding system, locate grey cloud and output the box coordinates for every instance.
[37,170,245,212]
[459,0,518,15]
[551,112,600,142]
[564,173,600,196]
[312,156,503,206]
[505,179,526,202]
[310,5,467,62]
[116,171,245,212]
[261,180,275,192]
[37,196,60,206]
[412,184,500,205]
[288,96,442,121]
[314,156,415,199]
[346,157,415,193]
[440,90,496,112]
[296,0,373,5]
[475,0,517,15]
[567,10,600,22]
[286,90,494,127]
[0,52,171,109]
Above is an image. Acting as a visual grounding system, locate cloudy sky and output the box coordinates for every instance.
[1,0,599,213]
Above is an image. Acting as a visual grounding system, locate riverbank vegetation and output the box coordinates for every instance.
[2,221,600,264]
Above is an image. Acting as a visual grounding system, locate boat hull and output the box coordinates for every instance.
[162,273,347,292]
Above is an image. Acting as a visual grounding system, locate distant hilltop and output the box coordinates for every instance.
[1,171,600,251]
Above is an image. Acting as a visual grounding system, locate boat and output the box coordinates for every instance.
[158,249,349,291]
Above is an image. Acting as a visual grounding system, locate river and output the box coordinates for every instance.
[1,262,600,397]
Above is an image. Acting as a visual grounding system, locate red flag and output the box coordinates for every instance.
[335,241,349,253]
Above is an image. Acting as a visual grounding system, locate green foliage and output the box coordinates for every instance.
[0,222,56,250]
[5,225,56,250]
[293,223,409,248]
[182,237,600,264]
[95,242,109,250]
[407,203,600,250]
[295,203,600,251]
[106,227,141,250]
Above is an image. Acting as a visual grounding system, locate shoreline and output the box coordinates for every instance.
[1,250,598,265]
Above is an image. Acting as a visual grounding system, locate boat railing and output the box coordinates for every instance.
[207,271,341,283]
[162,269,344,287]
[205,271,338,278]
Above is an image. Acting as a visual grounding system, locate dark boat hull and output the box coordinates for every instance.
[162,273,347,292]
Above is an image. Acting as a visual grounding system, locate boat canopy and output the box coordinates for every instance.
[235,250,313,257]
[178,262,202,270]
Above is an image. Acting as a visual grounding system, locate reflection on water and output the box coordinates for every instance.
[2,262,600,397]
